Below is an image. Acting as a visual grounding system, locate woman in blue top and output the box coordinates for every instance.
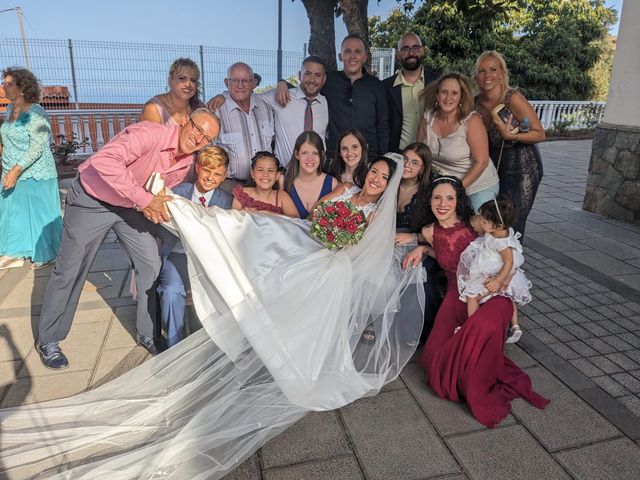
[283,131,338,219]
[0,68,62,269]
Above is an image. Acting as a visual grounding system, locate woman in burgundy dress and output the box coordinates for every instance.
[403,176,548,427]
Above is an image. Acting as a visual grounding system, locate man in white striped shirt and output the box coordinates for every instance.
[213,62,274,190]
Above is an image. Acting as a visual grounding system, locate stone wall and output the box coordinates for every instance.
[584,123,640,224]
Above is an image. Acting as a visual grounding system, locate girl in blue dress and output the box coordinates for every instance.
[0,68,62,269]
[283,131,338,219]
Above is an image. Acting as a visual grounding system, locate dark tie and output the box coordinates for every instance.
[304,97,313,132]
[199,196,207,207]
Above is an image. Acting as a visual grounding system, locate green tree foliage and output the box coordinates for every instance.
[369,0,617,100]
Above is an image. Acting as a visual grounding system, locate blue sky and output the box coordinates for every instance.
[1,0,624,52]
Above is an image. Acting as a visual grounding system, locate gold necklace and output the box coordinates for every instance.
[400,183,419,191]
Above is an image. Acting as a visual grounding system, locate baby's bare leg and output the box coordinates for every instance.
[467,296,480,318]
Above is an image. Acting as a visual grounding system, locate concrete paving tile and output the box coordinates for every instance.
[606,352,640,370]
[446,425,570,480]
[505,345,539,369]
[582,322,611,337]
[583,337,618,355]
[618,395,640,418]
[547,342,581,360]
[593,305,625,318]
[528,232,591,252]
[589,356,625,374]
[90,346,135,387]
[592,376,631,398]
[380,377,407,393]
[623,302,640,314]
[0,316,36,362]
[71,306,115,325]
[512,367,620,451]
[564,340,598,356]
[555,437,640,480]
[1,370,92,407]
[529,328,559,346]
[612,373,640,394]
[263,457,363,480]
[556,297,588,310]
[563,309,595,324]
[565,250,640,276]
[601,335,635,352]
[544,221,604,239]
[400,363,515,437]
[527,211,565,224]
[221,454,260,480]
[547,326,577,342]
[527,314,557,329]
[545,312,574,326]
[17,320,110,378]
[569,358,605,378]
[0,360,20,392]
[578,237,640,260]
[340,388,459,480]
[261,411,351,469]
[598,319,632,335]
[619,332,640,348]
[627,351,640,364]
[614,274,640,292]
[608,303,637,317]
[102,305,138,349]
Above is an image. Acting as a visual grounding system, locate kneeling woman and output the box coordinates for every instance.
[403,176,548,427]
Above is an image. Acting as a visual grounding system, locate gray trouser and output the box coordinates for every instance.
[38,177,162,343]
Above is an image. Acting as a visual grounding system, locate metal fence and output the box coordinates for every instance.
[1,38,395,107]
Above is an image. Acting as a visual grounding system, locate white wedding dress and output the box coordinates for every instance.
[0,159,425,479]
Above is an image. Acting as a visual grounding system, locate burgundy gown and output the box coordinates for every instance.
[420,221,549,427]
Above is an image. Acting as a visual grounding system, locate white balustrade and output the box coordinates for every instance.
[42,101,606,157]
[530,101,606,130]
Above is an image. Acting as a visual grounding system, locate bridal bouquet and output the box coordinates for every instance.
[310,200,367,250]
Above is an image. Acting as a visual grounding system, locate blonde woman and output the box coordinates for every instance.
[474,50,545,237]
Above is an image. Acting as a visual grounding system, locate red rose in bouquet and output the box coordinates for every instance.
[310,200,368,250]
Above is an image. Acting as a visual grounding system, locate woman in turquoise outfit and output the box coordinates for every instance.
[0,68,62,269]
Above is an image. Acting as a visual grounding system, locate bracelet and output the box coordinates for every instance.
[513,133,520,142]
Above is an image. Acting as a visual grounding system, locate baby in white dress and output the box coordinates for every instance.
[457,195,531,343]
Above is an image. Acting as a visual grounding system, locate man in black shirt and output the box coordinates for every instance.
[277,34,389,162]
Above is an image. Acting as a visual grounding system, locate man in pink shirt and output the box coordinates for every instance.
[36,108,221,369]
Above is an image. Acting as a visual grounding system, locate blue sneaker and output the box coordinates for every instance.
[36,342,69,370]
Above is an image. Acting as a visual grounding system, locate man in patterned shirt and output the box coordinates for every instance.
[213,62,275,191]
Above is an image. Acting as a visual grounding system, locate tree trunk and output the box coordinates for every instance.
[338,0,369,42]
[338,0,371,69]
[301,0,339,71]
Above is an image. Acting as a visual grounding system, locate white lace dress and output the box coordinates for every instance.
[457,228,532,305]
[329,186,379,218]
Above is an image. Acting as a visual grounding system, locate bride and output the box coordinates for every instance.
[0,154,425,479]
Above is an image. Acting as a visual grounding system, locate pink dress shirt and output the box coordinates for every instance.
[78,122,193,209]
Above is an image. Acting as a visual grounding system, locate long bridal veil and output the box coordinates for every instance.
[0,156,425,479]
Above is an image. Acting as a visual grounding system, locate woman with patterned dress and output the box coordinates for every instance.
[404,176,548,428]
[474,50,546,237]
[0,68,62,269]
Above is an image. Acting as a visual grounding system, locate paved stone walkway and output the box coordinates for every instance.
[2,140,640,479]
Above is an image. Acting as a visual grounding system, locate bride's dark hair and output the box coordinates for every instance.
[369,154,398,180]
[410,175,474,231]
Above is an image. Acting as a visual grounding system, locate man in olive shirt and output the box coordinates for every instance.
[383,32,440,152]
